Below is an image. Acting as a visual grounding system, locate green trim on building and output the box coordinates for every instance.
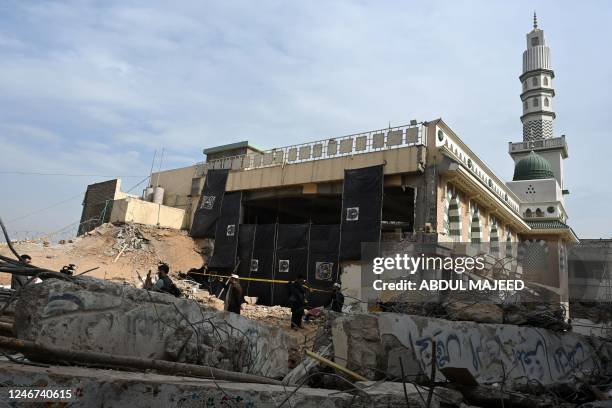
[526,219,570,230]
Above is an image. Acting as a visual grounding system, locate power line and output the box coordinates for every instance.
[5,175,150,226]
[6,192,85,223]
[0,171,146,177]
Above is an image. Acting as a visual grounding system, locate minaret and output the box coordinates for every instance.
[520,12,555,141]
[509,13,568,193]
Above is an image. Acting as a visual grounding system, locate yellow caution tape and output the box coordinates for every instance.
[185,271,332,293]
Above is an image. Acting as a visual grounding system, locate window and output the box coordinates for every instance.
[525,208,533,217]
[523,81,527,91]
[524,101,528,110]
[543,77,549,86]
[544,97,549,107]
[532,77,538,86]
[533,98,539,107]
[535,208,543,217]
[531,37,540,46]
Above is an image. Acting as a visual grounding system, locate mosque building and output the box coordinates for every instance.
[79,14,577,308]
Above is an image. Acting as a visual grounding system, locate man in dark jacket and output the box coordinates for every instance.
[288,275,307,330]
[224,274,244,314]
[146,263,181,297]
[328,283,345,312]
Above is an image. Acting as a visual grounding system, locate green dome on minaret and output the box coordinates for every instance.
[513,151,555,181]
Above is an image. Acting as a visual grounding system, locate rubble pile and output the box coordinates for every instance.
[2,223,612,407]
[105,223,152,256]
[1,269,612,406]
[13,277,294,378]
[385,289,570,330]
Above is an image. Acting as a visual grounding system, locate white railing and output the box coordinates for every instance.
[204,123,426,172]
[509,136,566,153]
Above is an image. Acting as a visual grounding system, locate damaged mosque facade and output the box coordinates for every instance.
[79,15,579,317]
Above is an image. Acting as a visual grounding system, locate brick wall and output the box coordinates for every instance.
[77,179,120,235]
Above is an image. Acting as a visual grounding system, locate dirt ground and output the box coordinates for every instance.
[1,222,321,347]
[0,223,204,286]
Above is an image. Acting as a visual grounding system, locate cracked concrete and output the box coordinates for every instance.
[0,361,462,408]
[330,312,612,389]
[14,278,294,378]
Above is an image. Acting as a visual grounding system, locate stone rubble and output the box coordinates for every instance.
[14,277,294,378]
[1,264,611,407]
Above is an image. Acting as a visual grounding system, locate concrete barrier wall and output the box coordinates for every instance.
[110,197,186,230]
[331,312,612,388]
[14,278,292,378]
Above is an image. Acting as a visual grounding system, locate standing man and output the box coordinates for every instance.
[11,254,32,290]
[288,275,307,330]
[328,282,345,313]
[224,274,244,314]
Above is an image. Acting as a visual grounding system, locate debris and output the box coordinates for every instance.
[440,367,479,386]
[284,344,332,385]
[0,361,368,408]
[457,384,576,408]
[578,402,612,408]
[14,277,295,378]
[305,349,368,382]
[328,312,612,390]
[356,381,464,408]
[0,335,281,385]
[112,243,128,262]
[444,301,503,324]
[112,224,151,254]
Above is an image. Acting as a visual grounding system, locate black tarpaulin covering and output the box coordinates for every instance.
[307,225,340,307]
[272,224,309,306]
[237,224,256,295]
[190,169,229,238]
[249,224,276,306]
[339,165,384,260]
[209,191,242,269]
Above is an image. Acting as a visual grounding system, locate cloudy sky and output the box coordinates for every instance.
[0,0,610,240]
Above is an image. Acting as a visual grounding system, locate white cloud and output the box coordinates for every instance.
[0,1,611,237]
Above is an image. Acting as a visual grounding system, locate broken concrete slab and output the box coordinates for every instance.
[458,384,577,408]
[330,312,612,390]
[356,381,464,407]
[578,402,612,408]
[284,344,333,386]
[0,361,463,408]
[0,361,351,407]
[14,277,293,378]
[443,301,503,324]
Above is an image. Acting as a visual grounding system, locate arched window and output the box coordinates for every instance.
[535,208,543,217]
[543,77,549,86]
[525,208,533,217]
[544,97,549,107]
[532,77,538,86]
[524,101,528,110]
[533,98,539,107]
